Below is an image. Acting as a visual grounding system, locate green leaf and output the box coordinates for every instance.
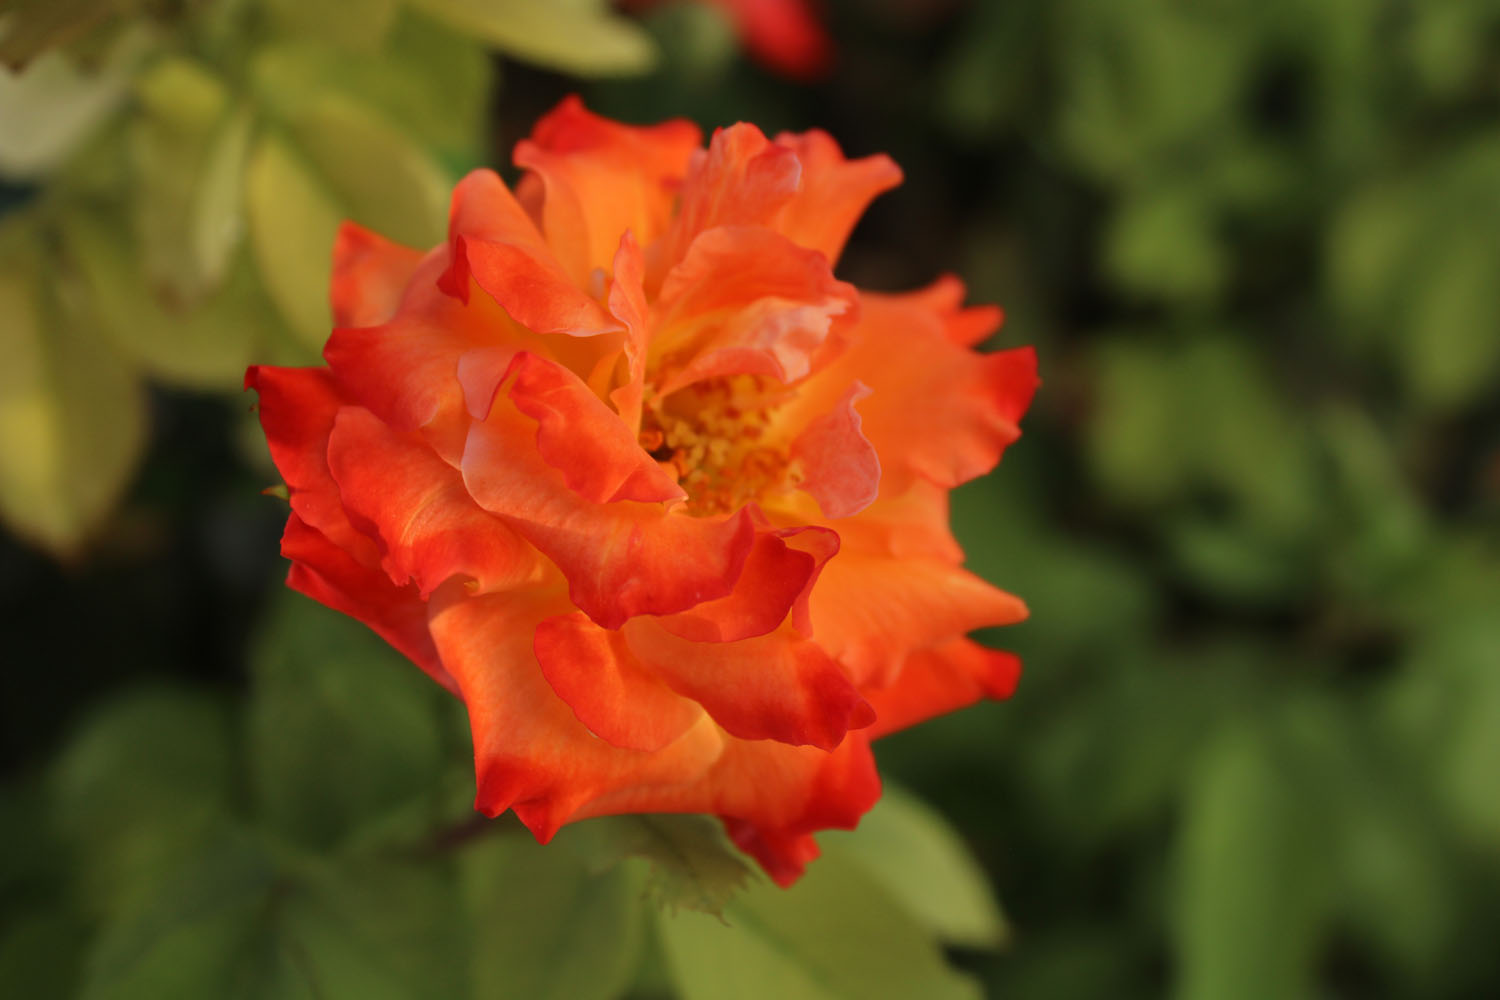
[0,0,140,71]
[0,904,91,1000]
[821,785,1008,949]
[658,852,982,1000]
[577,813,754,917]
[246,592,449,851]
[244,130,344,348]
[411,0,657,77]
[58,208,267,389]
[0,38,141,178]
[261,0,402,51]
[0,218,147,556]
[1103,186,1225,302]
[129,56,254,304]
[1172,721,1333,1000]
[48,684,235,917]
[461,833,646,1000]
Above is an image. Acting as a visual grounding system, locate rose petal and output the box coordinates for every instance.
[864,638,1022,739]
[789,381,880,518]
[329,222,424,328]
[771,129,901,264]
[533,611,704,752]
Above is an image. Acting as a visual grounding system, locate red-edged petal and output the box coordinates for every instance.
[325,405,539,597]
[438,169,618,336]
[790,382,879,518]
[329,222,424,328]
[653,226,856,392]
[807,552,1027,686]
[788,290,1039,494]
[533,611,704,752]
[771,129,901,264]
[461,403,757,628]
[514,96,700,283]
[656,523,837,643]
[623,619,874,750]
[247,364,380,566]
[902,274,1004,347]
[864,638,1022,739]
[281,514,454,693]
[427,584,725,840]
[504,351,683,504]
[711,0,834,81]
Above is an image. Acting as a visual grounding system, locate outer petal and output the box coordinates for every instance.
[653,226,856,392]
[281,514,455,693]
[427,583,725,840]
[901,274,1004,347]
[438,169,619,336]
[864,638,1022,739]
[504,351,683,504]
[787,290,1039,494]
[622,619,875,750]
[329,222,424,328]
[325,405,540,597]
[789,382,880,519]
[246,364,379,567]
[533,611,704,752]
[771,129,901,265]
[514,96,700,284]
[461,402,758,628]
[807,552,1027,686]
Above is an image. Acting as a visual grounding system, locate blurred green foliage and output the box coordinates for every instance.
[4,0,1500,997]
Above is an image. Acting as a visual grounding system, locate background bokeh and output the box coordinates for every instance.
[3,0,1499,997]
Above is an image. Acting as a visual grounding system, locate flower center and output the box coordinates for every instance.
[639,377,802,516]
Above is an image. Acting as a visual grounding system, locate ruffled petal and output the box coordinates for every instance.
[623,619,875,750]
[653,225,856,393]
[787,290,1038,494]
[864,638,1022,739]
[789,382,880,518]
[247,364,380,567]
[504,351,684,504]
[606,231,650,430]
[771,129,901,264]
[461,402,758,628]
[900,274,1004,347]
[438,169,619,336]
[325,405,540,597]
[807,552,1027,686]
[427,583,725,840]
[329,222,424,328]
[514,96,700,284]
[281,514,454,693]
[533,611,704,752]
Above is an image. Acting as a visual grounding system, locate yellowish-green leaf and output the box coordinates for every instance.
[244,131,344,349]
[59,210,265,389]
[0,0,140,70]
[574,814,754,917]
[411,0,656,76]
[0,220,146,556]
[659,851,982,1000]
[261,0,402,50]
[822,785,1008,949]
[0,38,141,178]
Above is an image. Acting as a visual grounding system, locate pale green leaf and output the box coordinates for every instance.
[821,784,1008,949]
[261,0,402,50]
[575,813,754,917]
[244,130,343,349]
[411,0,656,76]
[461,834,645,1000]
[0,41,136,178]
[0,221,146,556]
[58,209,266,389]
[659,852,982,1000]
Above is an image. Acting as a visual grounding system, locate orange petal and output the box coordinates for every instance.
[514,95,700,284]
[329,222,425,328]
[771,129,901,264]
[438,169,619,336]
[461,403,758,628]
[789,382,880,518]
[504,351,684,504]
[533,611,704,752]
[325,405,539,598]
[427,584,724,840]
[281,514,455,694]
[654,225,856,392]
[807,552,1027,686]
[623,619,875,750]
[606,231,650,430]
[901,274,1005,347]
[864,638,1022,739]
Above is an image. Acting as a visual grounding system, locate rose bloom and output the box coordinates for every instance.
[248,97,1036,885]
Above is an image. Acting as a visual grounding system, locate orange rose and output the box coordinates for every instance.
[248,97,1036,885]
